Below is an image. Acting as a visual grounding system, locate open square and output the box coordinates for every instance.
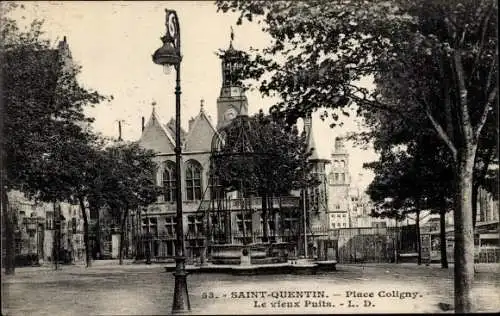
[2,262,499,314]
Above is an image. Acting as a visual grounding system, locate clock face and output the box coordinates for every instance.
[168,13,177,38]
[224,108,237,120]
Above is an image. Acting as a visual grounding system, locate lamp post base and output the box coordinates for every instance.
[172,256,191,314]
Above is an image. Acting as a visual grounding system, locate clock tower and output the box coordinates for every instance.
[216,29,248,129]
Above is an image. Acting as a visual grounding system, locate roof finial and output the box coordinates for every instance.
[229,26,234,49]
[151,100,157,115]
[200,98,205,112]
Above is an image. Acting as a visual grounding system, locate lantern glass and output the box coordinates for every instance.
[163,64,172,74]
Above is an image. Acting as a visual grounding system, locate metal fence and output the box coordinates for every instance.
[329,227,399,263]
[133,225,498,264]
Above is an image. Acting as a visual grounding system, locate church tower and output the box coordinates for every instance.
[327,136,351,229]
[216,28,248,129]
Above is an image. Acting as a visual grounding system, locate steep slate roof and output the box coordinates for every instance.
[183,103,220,152]
[138,106,176,153]
[304,116,328,162]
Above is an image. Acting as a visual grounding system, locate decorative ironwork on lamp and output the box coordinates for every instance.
[151,9,190,314]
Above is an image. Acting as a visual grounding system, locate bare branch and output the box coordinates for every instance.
[420,89,458,160]
[438,54,455,141]
[425,107,457,161]
[474,85,498,140]
[453,50,473,137]
[346,84,421,124]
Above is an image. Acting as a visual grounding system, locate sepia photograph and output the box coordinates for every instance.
[1,1,498,314]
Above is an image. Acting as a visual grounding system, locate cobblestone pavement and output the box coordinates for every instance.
[2,262,499,315]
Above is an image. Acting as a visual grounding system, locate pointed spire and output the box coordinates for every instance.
[304,114,320,161]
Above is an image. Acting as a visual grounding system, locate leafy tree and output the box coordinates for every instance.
[25,130,108,267]
[100,142,162,264]
[216,1,498,311]
[1,3,108,272]
[356,46,495,269]
[213,110,315,241]
[366,135,455,268]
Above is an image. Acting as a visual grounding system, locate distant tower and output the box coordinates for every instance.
[216,28,248,129]
[327,136,351,229]
[329,136,350,189]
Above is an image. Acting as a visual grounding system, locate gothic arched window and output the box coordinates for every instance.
[163,161,176,202]
[185,160,202,200]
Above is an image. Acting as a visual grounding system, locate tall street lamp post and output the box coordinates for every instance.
[152,9,191,313]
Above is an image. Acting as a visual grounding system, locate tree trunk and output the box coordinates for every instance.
[453,149,476,313]
[415,209,422,265]
[439,201,449,269]
[261,193,269,242]
[78,197,91,268]
[2,189,15,275]
[119,208,129,265]
[53,202,59,270]
[472,183,479,229]
[90,204,103,260]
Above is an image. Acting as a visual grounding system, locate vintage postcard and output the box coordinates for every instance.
[1,1,498,315]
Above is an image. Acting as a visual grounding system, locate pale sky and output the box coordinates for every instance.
[9,1,379,190]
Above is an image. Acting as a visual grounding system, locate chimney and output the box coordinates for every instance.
[118,120,122,141]
[141,117,145,132]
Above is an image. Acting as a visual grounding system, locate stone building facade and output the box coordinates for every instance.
[137,39,310,262]
[5,190,86,264]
